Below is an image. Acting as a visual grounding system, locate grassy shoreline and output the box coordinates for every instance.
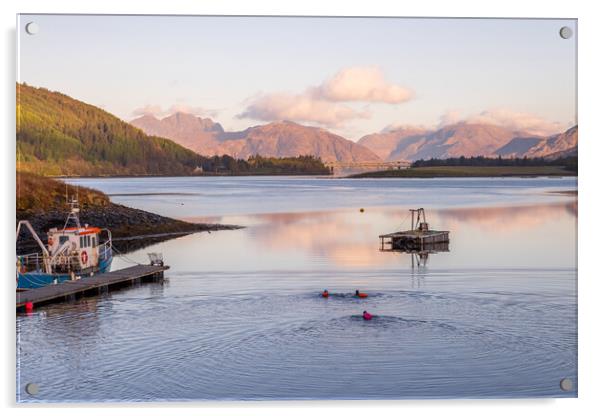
[347,166,577,178]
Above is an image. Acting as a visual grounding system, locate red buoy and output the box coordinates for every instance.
[363,311,373,320]
[25,302,34,312]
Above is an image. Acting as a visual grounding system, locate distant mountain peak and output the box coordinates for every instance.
[493,125,577,158]
[358,122,577,161]
[131,111,225,154]
[358,126,431,161]
[131,114,380,163]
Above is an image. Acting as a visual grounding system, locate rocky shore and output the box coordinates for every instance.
[16,172,242,255]
[17,202,241,254]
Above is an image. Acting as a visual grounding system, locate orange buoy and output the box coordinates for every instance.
[355,290,368,298]
[25,302,34,312]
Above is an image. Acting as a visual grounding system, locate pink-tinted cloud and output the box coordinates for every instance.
[438,109,569,136]
[380,123,430,133]
[237,92,370,127]
[312,67,413,104]
[131,104,217,119]
[167,104,218,117]
[465,109,569,136]
[131,104,164,117]
[438,110,463,128]
[238,66,412,127]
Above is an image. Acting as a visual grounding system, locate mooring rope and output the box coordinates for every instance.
[109,244,145,266]
[399,210,411,231]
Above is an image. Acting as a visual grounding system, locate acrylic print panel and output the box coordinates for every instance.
[16,15,577,402]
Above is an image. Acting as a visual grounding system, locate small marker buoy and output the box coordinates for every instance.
[25,302,34,312]
[362,310,373,320]
[359,208,365,213]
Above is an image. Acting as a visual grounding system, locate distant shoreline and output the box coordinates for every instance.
[346,166,577,179]
[51,172,333,179]
[547,190,578,196]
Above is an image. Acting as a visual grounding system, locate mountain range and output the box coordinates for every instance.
[131,113,226,152]
[359,123,577,161]
[132,113,577,163]
[494,125,578,159]
[132,114,380,163]
[19,83,575,177]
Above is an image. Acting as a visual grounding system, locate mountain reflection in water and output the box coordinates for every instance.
[18,177,577,401]
[178,200,575,271]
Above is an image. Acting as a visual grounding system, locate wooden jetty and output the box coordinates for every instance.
[379,208,450,251]
[16,264,168,310]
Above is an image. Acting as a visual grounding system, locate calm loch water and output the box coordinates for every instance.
[17,177,577,401]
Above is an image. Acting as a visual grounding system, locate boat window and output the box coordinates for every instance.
[86,235,91,247]
[92,236,97,247]
[59,236,69,245]
[80,236,84,247]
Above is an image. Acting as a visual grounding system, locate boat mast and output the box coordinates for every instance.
[63,186,81,230]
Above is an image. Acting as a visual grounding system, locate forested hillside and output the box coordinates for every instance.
[17,83,206,176]
[16,84,332,176]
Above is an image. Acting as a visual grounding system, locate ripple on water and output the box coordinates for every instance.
[17,270,577,401]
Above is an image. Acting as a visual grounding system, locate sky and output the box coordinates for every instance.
[18,15,577,140]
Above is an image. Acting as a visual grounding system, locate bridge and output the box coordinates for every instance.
[324,160,411,171]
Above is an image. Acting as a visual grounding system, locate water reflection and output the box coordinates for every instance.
[436,201,577,234]
[382,242,450,268]
[20,178,577,401]
[186,209,403,269]
[180,199,576,271]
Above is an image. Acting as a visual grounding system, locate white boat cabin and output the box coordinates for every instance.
[47,225,102,270]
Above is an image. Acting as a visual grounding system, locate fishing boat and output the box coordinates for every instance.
[16,197,113,289]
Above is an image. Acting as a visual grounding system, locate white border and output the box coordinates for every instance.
[2,1,601,415]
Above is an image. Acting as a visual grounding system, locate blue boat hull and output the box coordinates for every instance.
[17,250,113,289]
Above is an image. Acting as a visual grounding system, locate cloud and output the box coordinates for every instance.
[465,109,568,136]
[312,67,413,104]
[237,93,370,127]
[131,104,217,119]
[167,104,218,118]
[238,66,412,127]
[439,109,569,136]
[132,104,164,117]
[438,110,463,128]
[380,123,430,133]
